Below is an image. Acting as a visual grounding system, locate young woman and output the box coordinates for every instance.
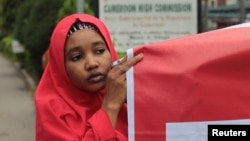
[35,14,143,141]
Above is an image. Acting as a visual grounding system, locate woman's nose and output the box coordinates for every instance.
[85,56,98,70]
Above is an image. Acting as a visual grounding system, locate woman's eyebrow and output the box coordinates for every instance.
[66,41,106,55]
[92,40,106,47]
[66,46,81,55]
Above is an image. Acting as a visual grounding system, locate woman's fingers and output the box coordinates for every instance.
[114,53,143,74]
[103,53,143,110]
[117,65,126,73]
[124,53,143,68]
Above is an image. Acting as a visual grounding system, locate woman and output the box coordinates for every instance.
[35,14,143,141]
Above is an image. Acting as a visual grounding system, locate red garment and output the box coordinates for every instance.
[35,14,128,141]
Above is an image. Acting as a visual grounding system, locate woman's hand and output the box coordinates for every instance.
[102,53,143,127]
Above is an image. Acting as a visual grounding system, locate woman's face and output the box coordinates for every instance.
[64,29,112,93]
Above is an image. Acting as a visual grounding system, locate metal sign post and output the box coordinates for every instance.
[77,0,84,13]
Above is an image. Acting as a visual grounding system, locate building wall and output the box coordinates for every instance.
[207,0,250,30]
[226,0,238,5]
[217,0,226,6]
[210,0,238,7]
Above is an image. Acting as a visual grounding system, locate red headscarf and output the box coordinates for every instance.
[35,14,127,141]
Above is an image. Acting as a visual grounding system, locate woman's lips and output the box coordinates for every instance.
[88,73,104,83]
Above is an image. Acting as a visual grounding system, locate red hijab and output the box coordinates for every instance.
[35,14,127,140]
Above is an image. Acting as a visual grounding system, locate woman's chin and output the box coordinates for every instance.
[81,83,105,93]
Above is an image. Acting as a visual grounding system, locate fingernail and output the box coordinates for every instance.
[137,53,142,57]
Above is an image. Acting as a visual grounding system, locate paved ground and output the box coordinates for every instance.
[0,53,35,141]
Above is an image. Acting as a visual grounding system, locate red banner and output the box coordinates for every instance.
[126,23,250,141]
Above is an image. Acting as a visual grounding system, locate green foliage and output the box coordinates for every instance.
[0,0,25,38]
[1,0,97,83]
[23,48,40,82]
[0,36,16,61]
[57,0,94,22]
[21,0,63,80]
[84,0,95,15]
[117,52,126,58]
[14,0,33,44]
[57,0,76,22]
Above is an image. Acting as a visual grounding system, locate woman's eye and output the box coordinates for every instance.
[71,55,82,61]
[96,48,105,54]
